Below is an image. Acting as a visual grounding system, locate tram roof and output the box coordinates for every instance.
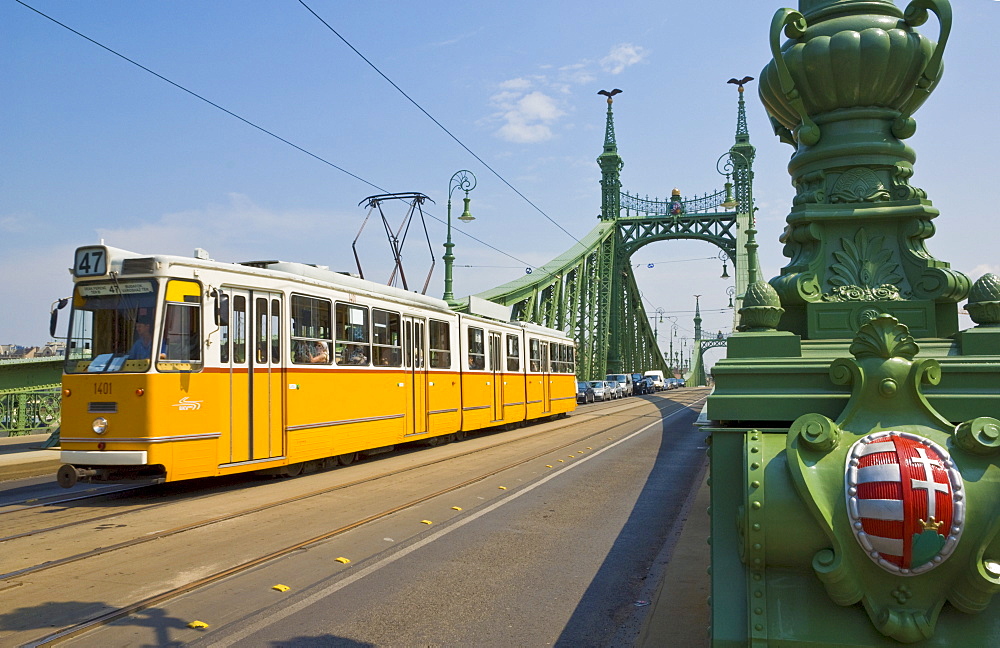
[82,245,569,337]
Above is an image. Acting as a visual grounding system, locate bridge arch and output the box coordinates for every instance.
[466,85,756,382]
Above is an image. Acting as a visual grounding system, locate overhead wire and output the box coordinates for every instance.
[296,0,583,246]
[13,0,548,274]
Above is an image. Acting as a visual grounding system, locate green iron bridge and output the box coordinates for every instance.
[466,84,757,382]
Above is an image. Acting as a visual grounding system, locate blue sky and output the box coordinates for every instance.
[3,1,997,368]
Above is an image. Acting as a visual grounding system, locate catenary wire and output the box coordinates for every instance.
[296,0,584,246]
[13,0,546,274]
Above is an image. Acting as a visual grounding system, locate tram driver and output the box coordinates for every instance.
[127,314,166,360]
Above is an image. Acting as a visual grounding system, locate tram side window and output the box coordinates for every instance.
[233,296,247,364]
[540,340,550,373]
[566,344,575,373]
[468,327,486,370]
[551,342,571,373]
[529,338,542,372]
[506,334,520,372]
[335,302,369,366]
[219,292,230,364]
[271,299,281,364]
[372,309,401,367]
[553,343,574,373]
[157,280,203,371]
[429,320,451,369]
[290,295,332,365]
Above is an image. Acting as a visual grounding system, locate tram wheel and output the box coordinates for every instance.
[284,462,304,477]
[454,429,467,442]
[337,452,357,466]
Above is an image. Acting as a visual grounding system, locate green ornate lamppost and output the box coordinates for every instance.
[442,170,476,305]
[704,1,1000,645]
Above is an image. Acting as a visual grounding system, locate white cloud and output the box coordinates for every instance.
[0,212,34,233]
[493,90,565,144]
[600,43,649,74]
[499,77,533,91]
[487,42,648,143]
[94,193,338,262]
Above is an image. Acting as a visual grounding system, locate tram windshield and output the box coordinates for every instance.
[65,280,160,373]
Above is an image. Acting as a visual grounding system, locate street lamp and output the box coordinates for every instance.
[443,170,476,304]
[727,285,737,308]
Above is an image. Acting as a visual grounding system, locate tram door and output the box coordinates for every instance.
[540,342,551,413]
[225,288,284,464]
[402,316,428,436]
[489,332,504,422]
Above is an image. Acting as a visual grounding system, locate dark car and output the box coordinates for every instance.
[576,380,595,404]
[634,377,654,395]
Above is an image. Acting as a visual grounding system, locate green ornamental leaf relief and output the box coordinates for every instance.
[825,229,905,301]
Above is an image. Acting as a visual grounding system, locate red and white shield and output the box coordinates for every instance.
[845,431,964,575]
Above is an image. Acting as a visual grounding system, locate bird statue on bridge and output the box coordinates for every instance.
[598,88,622,104]
[727,76,754,92]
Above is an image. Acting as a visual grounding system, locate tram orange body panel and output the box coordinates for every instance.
[56,244,577,487]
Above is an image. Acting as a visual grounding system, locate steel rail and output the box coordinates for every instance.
[3,391,705,582]
[23,391,707,647]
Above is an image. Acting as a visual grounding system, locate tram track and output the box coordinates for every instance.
[16,390,708,647]
[2,391,705,583]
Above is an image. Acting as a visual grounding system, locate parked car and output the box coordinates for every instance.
[606,373,633,396]
[608,380,623,399]
[634,376,654,395]
[576,380,595,404]
[666,378,679,390]
[589,380,609,401]
[644,370,666,391]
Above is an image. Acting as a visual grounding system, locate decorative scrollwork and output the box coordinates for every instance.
[620,188,728,216]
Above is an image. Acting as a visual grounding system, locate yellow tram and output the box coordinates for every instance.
[55,245,577,487]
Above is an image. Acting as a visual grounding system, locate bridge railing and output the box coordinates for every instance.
[0,385,61,437]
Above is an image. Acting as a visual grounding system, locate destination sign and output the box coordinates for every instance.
[79,282,154,297]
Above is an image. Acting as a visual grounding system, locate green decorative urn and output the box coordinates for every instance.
[758,0,968,339]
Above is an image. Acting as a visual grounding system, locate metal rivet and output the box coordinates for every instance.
[751,480,760,488]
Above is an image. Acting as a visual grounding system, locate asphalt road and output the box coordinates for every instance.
[4,389,709,647]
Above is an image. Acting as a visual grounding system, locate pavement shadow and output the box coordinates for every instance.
[0,600,188,646]
[553,392,709,647]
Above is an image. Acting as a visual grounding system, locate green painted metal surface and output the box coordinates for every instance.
[0,359,63,436]
[708,1,1000,644]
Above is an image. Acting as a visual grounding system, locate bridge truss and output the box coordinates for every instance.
[468,86,756,382]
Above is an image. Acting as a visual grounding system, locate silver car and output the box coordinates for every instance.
[589,380,609,401]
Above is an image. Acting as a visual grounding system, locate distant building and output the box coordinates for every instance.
[0,342,65,359]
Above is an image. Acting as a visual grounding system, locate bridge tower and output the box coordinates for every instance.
[469,87,754,381]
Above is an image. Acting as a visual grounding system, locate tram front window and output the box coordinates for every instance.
[65,280,159,373]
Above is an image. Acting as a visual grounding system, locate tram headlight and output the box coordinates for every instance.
[92,417,108,435]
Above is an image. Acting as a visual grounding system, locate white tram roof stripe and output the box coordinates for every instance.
[857,498,905,521]
[866,534,904,557]
[858,441,896,457]
[857,463,901,484]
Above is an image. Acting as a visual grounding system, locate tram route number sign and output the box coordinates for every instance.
[79,282,153,297]
[74,247,108,277]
